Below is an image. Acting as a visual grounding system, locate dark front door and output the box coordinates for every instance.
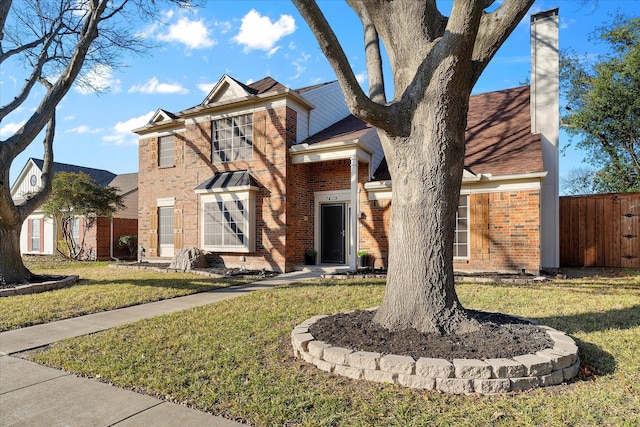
[321,203,345,263]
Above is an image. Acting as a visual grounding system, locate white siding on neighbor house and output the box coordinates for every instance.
[11,161,42,199]
[300,81,350,137]
[20,213,56,255]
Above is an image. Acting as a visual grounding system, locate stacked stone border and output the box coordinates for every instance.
[0,275,79,297]
[291,311,580,395]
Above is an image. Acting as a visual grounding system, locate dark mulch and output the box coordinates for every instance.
[309,309,554,360]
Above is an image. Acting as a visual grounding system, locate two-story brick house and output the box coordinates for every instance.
[134,10,559,274]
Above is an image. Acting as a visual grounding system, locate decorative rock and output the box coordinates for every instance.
[485,358,526,378]
[348,351,380,369]
[168,247,208,271]
[416,358,454,378]
[453,359,492,379]
[380,354,415,374]
[323,347,353,365]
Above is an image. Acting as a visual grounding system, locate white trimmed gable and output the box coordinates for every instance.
[10,158,42,200]
[149,109,175,125]
[203,75,253,105]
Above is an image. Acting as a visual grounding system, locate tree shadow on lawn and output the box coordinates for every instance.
[531,305,640,377]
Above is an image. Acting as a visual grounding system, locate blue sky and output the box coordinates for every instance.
[3,0,639,186]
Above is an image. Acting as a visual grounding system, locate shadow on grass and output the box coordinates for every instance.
[533,305,640,334]
[573,337,617,377]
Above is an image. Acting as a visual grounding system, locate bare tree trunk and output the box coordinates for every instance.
[0,224,34,286]
[372,101,480,335]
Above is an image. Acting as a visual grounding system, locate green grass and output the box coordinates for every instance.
[26,271,640,426]
[0,259,252,331]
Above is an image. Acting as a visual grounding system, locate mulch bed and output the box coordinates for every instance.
[309,309,554,360]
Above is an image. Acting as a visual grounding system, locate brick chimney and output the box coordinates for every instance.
[531,8,560,270]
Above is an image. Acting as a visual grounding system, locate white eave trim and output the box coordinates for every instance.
[364,171,548,200]
[289,140,373,164]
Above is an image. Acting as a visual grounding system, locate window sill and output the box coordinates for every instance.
[203,246,250,254]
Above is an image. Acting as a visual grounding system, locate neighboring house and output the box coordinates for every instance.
[10,158,138,260]
[134,10,559,274]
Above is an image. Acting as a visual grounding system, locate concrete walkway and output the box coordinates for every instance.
[0,269,329,426]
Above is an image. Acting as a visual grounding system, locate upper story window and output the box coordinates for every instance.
[158,135,174,167]
[212,114,253,162]
[454,195,469,258]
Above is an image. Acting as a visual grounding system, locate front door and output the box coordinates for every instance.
[321,203,345,263]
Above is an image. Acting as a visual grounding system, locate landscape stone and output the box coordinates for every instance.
[485,358,526,378]
[397,374,436,390]
[364,369,395,384]
[416,358,454,378]
[453,359,492,379]
[348,351,380,369]
[379,354,415,374]
[323,347,353,365]
[512,354,553,376]
[308,341,332,359]
[474,378,511,394]
[168,247,207,271]
[436,378,474,394]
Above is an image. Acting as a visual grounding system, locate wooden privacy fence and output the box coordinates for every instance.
[560,193,640,268]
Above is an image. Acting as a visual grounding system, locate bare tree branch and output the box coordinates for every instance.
[292,0,395,130]
[346,0,386,104]
[472,0,535,85]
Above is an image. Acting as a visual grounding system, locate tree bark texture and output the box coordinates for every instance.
[294,0,534,334]
[372,98,479,334]
[0,225,34,286]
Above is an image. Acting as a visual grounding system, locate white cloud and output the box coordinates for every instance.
[215,20,232,34]
[233,9,296,53]
[0,120,26,138]
[355,72,368,84]
[291,52,311,80]
[75,65,121,94]
[158,16,216,49]
[128,77,188,95]
[64,114,76,121]
[65,125,102,134]
[103,111,154,146]
[197,82,216,94]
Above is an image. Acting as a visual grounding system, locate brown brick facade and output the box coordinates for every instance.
[138,106,304,272]
[137,101,542,273]
[360,190,541,274]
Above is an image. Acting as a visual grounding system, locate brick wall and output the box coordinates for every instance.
[138,106,298,272]
[363,190,541,274]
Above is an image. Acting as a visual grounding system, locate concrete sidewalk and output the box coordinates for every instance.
[0,269,327,426]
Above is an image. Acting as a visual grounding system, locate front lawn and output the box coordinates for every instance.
[0,259,252,331]
[30,274,640,426]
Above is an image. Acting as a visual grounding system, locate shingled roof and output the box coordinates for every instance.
[31,158,117,187]
[301,114,374,145]
[371,85,543,180]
